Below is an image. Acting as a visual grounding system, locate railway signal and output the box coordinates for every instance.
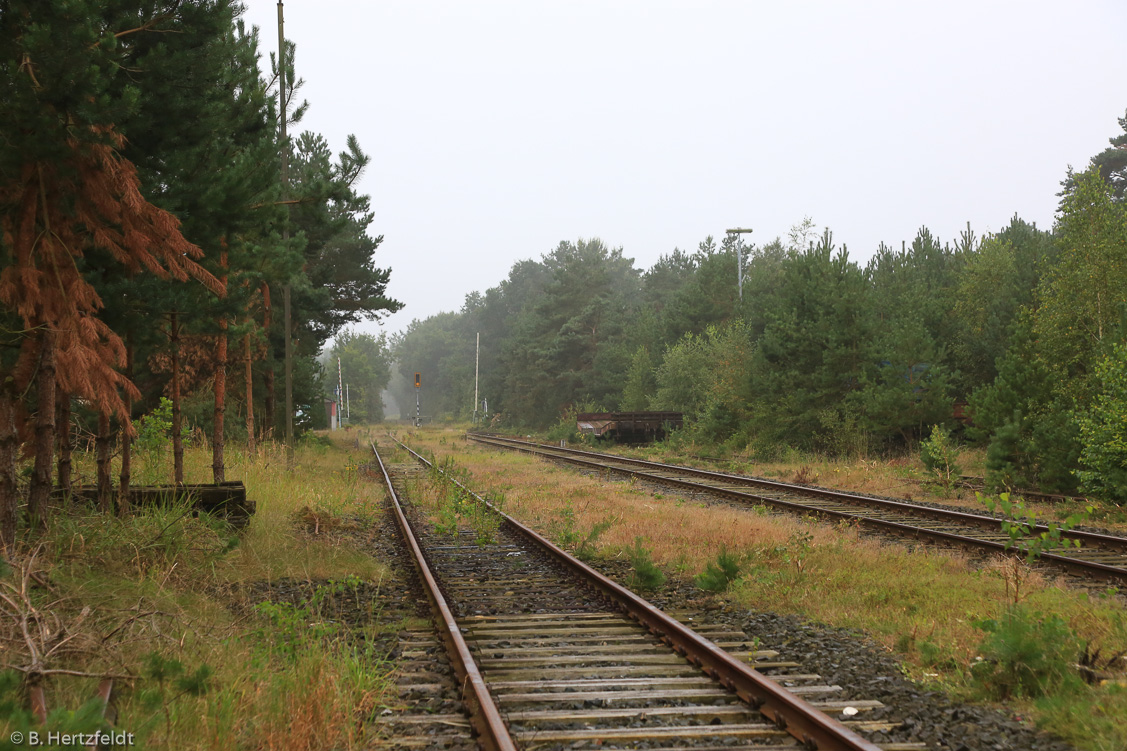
[414,372,421,426]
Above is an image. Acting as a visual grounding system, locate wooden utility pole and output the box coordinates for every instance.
[278,1,294,466]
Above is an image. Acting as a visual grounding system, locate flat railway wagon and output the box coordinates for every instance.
[576,410,682,442]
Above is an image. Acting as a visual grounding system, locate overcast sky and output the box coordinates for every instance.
[239,0,1127,341]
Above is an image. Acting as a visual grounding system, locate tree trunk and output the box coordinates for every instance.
[56,393,72,496]
[171,312,184,486]
[0,379,19,552]
[245,330,256,454]
[27,329,56,529]
[118,334,133,515]
[96,412,113,514]
[213,324,227,483]
[213,246,228,484]
[261,282,274,442]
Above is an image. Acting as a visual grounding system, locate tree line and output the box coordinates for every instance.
[0,0,401,549]
[390,113,1127,503]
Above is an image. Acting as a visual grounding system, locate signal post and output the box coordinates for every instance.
[414,372,421,427]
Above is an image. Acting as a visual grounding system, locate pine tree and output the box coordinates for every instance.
[0,0,224,544]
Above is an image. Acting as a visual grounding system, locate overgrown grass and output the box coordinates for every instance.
[1,433,398,750]
[604,437,1127,536]
[409,455,504,545]
[409,425,1127,751]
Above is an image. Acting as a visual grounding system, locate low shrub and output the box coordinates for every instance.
[920,424,961,494]
[971,604,1083,700]
[694,548,741,592]
[626,537,665,591]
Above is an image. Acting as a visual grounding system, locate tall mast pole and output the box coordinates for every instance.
[278,1,294,464]
[474,332,479,424]
[726,228,753,304]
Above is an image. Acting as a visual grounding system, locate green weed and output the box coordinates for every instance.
[626,537,666,591]
[139,652,213,737]
[694,547,742,592]
[551,505,614,560]
[776,529,814,575]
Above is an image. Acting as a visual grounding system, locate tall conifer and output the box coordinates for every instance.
[0,0,223,542]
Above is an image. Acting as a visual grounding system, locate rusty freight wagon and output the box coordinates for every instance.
[576,411,683,442]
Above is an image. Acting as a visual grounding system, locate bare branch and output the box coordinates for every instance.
[111,0,184,41]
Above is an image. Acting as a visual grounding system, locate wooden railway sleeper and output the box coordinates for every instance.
[395,435,886,751]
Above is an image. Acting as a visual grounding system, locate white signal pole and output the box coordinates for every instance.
[726,227,753,302]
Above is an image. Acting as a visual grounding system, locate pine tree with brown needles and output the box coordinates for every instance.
[0,0,225,546]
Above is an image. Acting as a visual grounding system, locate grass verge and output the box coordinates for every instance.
[2,433,398,750]
[412,424,1127,751]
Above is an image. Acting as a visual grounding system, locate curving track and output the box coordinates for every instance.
[370,438,921,751]
[466,434,1127,584]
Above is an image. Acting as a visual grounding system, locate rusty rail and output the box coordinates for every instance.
[392,437,882,751]
[470,433,1127,582]
[370,442,516,751]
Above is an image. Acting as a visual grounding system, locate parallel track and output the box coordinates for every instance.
[372,438,918,751]
[467,434,1127,583]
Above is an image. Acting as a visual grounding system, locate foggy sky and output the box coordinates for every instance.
[238,0,1127,341]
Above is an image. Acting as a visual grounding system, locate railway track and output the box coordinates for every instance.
[953,476,1090,506]
[466,434,1127,584]
[370,438,922,750]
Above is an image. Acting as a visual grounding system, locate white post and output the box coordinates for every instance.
[337,356,344,427]
[737,237,744,302]
[726,228,753,304]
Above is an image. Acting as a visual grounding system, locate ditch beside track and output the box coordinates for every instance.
[371,438,918,751]
[466,434,1127,584]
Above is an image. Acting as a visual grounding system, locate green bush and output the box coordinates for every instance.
[626,537,665,591]
[694,548,741,592]
[971,604,1083,700]
[920,424,961,492]
[1076,344,1127,504]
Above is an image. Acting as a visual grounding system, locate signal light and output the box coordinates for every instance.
[414,372,421,388]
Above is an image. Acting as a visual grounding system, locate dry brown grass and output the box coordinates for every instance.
[405,426,1126,677]
[607,439,1127,534]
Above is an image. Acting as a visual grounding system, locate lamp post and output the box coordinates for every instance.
[726,228,753,302]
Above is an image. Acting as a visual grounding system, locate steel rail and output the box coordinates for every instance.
[468,434,1127,583]
[392,436,883,751]
[370,441,517,751]
[953,475,1091,505]
[471,434,1126,550]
